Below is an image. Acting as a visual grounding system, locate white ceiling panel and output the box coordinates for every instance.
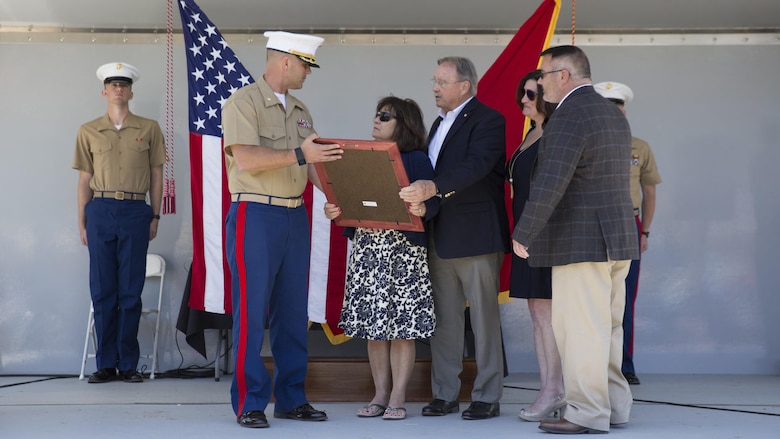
[1,0,778,32]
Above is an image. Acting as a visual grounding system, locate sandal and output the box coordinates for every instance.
[357,403,386,418]
[383,406,407,420]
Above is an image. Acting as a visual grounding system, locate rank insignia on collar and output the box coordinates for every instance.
[298,119,312,129]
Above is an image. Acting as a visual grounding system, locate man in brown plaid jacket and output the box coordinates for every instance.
[512,45,639,435]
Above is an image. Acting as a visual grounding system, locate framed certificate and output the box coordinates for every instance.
[313,138,423,232]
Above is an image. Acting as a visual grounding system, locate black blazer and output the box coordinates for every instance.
[428,97,510,259]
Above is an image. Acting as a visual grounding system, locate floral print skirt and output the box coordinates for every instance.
[338,228,435,341]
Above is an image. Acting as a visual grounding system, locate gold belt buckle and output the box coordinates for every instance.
[114,191,126,200]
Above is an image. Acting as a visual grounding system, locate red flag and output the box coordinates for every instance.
[477,0,561,297]
[314,0,562,340]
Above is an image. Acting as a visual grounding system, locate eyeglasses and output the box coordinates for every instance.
[520,89,537,100]
[539,69,565,79]
[375,111,395,122]
[431,78,466,88]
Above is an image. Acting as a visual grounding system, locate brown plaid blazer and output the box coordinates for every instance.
[512,86,640,267]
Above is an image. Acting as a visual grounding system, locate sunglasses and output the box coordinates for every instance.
[521,88,537,100]
[375,111,395,122]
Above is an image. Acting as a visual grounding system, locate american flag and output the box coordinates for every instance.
[178,0,254,315]
[178,0,350,343]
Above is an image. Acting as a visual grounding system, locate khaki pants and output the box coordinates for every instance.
[552,260,633,432]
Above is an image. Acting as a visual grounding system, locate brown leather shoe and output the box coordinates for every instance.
[539,419,607,434]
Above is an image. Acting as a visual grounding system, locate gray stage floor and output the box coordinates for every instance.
[2,373,778,438]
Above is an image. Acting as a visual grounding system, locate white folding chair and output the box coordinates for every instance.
[79,253,166,380]
[78,303,97,380]
[140,254,166,379]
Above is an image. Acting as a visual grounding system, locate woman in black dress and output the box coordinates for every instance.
[507,70,565,422]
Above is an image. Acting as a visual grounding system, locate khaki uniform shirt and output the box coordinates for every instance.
[72,113,166,193]
[222,79,316,197]
[630,137,662,210]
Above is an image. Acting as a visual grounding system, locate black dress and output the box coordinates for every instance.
[507,138,553,299]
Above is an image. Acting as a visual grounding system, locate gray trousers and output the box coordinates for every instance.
[428,242,504,403]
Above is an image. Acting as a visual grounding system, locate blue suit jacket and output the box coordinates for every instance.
[429,97,510,259]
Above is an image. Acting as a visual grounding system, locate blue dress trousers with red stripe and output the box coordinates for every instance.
[622,215,642,375]
[225,201,310,416]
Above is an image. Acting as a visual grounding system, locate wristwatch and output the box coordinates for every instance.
[294,147,306,166]
[641,230,649,237]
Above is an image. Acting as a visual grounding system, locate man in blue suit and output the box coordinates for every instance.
[513,46,639,434]
[401,56,510,420]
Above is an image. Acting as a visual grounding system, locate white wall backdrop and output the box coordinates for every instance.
[0,36,778,375]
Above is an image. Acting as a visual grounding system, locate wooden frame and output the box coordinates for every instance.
[313,138,423,232]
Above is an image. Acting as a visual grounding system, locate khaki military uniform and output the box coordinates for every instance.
[222,80,315,198]
[629,137,662,210]
[623,136,662,379]
[73,113,167,193]
[73,111,165,374]
[222,78,317,417]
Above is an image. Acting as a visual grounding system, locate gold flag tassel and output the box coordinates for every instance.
[571,0,576,45]
[163,0,176,214]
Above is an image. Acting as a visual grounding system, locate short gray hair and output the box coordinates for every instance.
[438,56,478,95]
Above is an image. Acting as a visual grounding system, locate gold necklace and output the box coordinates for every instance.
[507,128,541,183]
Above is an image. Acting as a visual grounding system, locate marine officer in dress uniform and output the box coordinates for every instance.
[595,81,662,386]
[73,62,166,384]
[221,31,343,428]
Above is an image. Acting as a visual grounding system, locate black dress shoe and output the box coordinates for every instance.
[461,401,500,420]
[87,368,118,383]
[120,370,143,383]
[421,398,459,416]
[623,372,641,385]
[273,403,328,421]
[237,410,269,428]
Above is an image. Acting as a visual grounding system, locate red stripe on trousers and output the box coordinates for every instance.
[234,202,248,416]
[627,214,643,355]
